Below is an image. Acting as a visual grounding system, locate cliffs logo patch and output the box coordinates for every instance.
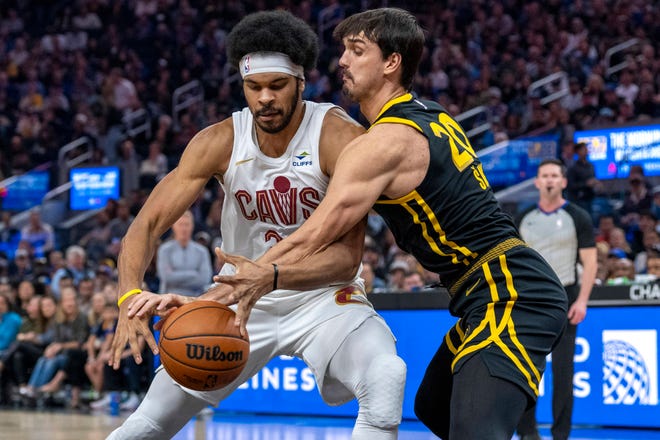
[602,330,658,405]
[335,286,365,305]
[293,151,312,167]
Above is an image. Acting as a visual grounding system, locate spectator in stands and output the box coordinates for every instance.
[646,252,660,279]
[595,214,617,244]
[101,67,139,124]
[0,211,20,257]
[362,235,387,281]
[634,83,659,119]
[615,70,639,105]
[403,272,425,293]
[0,295,47,404]
[19,208,55,259]
[630,211,658,255]
[0,293,22,356]
[608,227,634,260]
[7,249,33,285]
[302,68,330,102]
[79,210,111,265]
[138,140,168,189]
[619,166,653,232]
[24,287,89,409]
[560,77,584,112]
[44,250,65,281]
[581,73,605,114]
[362,262,386,294]
[85,301,118,400]
[16,280,36,317]
[566,142,599,217]
[86,292,107,329]
[77,277,96,318]
[50,245,94,299]
[595,241,611,285]
[652,186,660,220]
[386,260,409,292]
[157,210,213,296]
[93,258,117,292]
[107,199,134,245]
[117,139,140,197]
[606,257,636,285]
[559,140,576,168]
[634,230,660,274]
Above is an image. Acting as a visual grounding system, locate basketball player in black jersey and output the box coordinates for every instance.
[145,7,568,440]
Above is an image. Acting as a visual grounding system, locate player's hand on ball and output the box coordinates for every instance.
[110,292,158,369]
[127,292,193,320]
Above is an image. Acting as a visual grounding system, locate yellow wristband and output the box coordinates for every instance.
[117,289,142,307]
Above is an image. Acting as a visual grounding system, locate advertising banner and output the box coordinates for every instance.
[574,124,660,179]
[217,307,659,428]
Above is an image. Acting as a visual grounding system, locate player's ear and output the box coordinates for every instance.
[384,52,402,76]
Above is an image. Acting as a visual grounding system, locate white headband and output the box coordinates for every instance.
[239,52,305,80]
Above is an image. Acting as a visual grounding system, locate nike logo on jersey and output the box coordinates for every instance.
[235,158,255,166]
[465,278,481,297]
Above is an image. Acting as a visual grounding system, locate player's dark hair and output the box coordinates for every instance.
[538,158,567,177]
[333,8,425,90]
[226,10,318,72]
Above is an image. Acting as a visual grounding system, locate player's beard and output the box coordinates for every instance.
[255,81,301,134]
[341,71,358,102]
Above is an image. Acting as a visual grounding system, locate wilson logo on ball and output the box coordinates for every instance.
[185,344,244,362]
[159,301,250,391]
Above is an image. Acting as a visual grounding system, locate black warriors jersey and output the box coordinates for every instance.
[371,94,520,289]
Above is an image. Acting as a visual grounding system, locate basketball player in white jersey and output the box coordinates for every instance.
[107,11,405,439]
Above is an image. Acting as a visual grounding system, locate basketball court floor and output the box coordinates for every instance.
[2,408,660,439]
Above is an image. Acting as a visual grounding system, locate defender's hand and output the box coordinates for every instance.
[209,248,273,337]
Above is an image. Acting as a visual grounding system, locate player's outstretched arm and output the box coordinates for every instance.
[109,121,233,369]
[267,123,421,264]
[220,124,426,331]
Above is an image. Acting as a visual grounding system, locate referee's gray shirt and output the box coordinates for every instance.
[516,202,595,286]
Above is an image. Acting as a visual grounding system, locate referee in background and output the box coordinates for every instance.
[515,158,598,440]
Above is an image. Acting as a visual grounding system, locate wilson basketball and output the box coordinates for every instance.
[158,301,249,391]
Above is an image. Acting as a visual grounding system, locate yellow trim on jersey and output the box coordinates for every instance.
[450,255,540,396]
[370,116,423,132]
[445,331,458,355]
[455,320,465,340]
[501,255,541,383]
[374,93,413,120]
[376,190,476,265]
[448,237,525,296]
[374,191,418,205]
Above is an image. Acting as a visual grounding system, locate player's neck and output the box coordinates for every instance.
[256,102,306,157]
[360,83,408,124]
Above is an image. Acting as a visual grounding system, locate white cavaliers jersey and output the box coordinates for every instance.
[220,101,336,261]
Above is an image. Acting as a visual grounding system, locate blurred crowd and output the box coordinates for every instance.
[1,0,660,411]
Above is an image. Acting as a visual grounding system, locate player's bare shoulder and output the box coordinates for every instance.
[179,117,236,178]
[366,122,428,165]
[319,107,365,176]
[361,122,429,198]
